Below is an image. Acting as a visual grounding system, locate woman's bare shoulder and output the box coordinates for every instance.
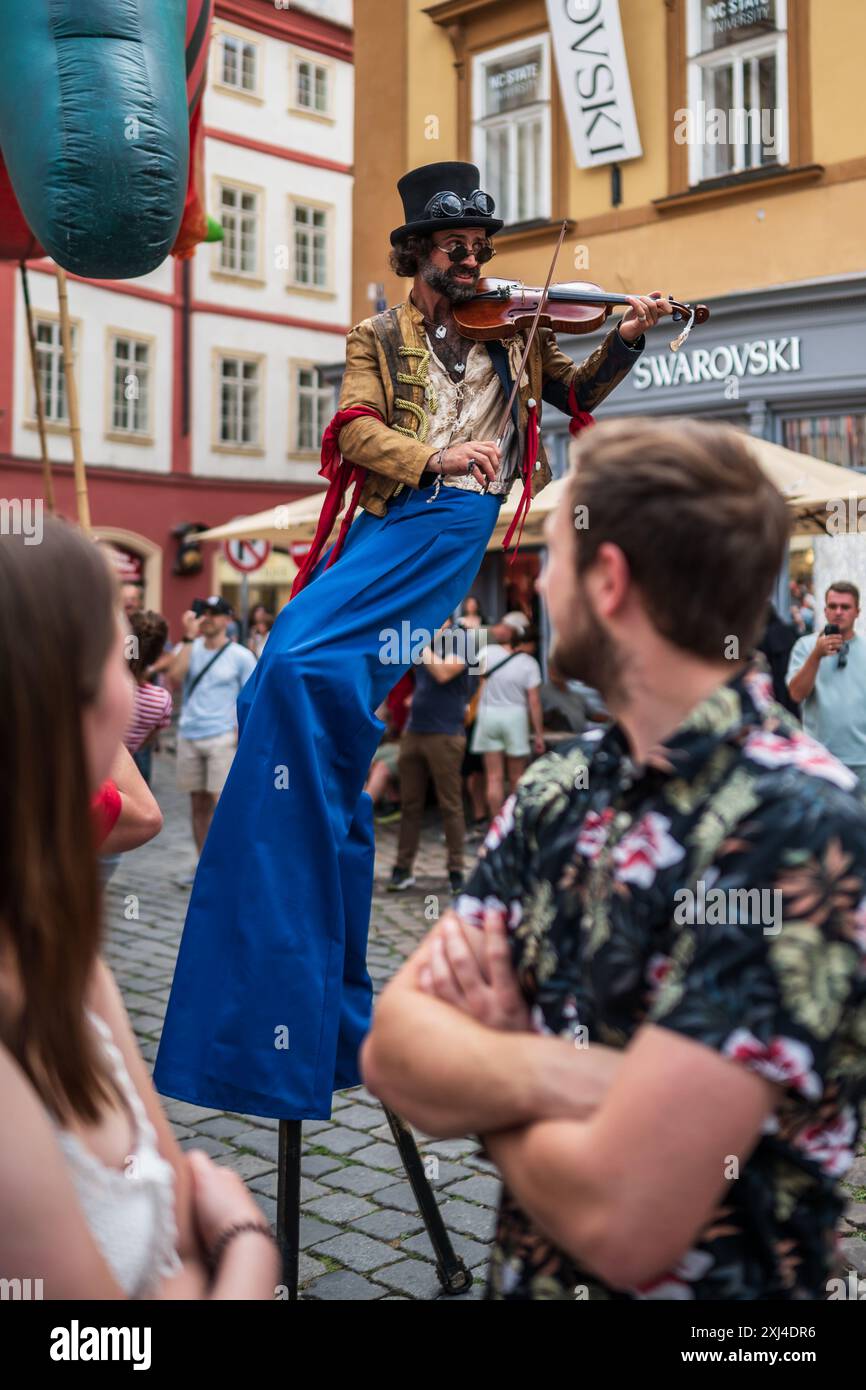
[0,1038,123,1297]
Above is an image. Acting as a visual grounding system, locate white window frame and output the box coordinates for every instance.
[290,48,335,119]
[214,351,264,452]
[213,26,263,101]
[291,362,334,454]
[287,198,334,293]
[686,0,789,186]
[106,331,153,441]
[216,180,264,281]
[28,316,79,427]
[471,33,552,229]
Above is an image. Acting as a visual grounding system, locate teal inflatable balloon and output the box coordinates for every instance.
[0,0,189,278]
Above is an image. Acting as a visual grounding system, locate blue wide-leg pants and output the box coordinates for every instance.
[153,481,503,1118]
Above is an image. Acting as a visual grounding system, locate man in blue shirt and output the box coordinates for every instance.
[168,596,257,857]
[389,620,472,895]
[787,581,866,792]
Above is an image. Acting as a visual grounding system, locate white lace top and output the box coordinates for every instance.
[50,1011,182,1297]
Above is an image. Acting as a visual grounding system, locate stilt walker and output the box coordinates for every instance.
[154,163,657,1285]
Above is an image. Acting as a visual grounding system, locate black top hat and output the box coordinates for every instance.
[390,161,503,245]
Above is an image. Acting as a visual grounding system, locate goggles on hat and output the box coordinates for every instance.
[423,188,496,220]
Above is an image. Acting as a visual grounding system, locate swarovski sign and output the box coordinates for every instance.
[633,337,802,391]
[545,0,642,168]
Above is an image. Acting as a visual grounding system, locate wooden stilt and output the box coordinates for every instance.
[276,1120,302,1300]
[20,263,54,514]
[56,266,90,533]
[276,1106,471,1300]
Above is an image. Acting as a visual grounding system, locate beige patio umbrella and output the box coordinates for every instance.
[744,435,866,534]
[196,432,866,552]
[196,491,328,546]
[491,433,866,546]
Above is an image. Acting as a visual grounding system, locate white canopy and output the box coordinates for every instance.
[196,433,866,552]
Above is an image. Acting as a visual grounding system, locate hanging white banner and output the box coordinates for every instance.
[545,0,642,168]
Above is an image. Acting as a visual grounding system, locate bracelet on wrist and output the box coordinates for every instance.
[208,1220,276,1273]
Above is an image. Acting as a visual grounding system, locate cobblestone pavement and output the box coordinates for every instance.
[103,748,498,1300]
[104,749,866,1300]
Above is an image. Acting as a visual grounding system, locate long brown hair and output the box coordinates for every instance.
[0,518,118,1121]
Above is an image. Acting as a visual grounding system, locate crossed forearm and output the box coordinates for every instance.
[361,986,622,1139]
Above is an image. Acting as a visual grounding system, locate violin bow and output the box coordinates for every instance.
[492,219,568,450]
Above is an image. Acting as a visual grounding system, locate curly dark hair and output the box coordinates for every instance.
[388,234,436,278]
[129,608,169,680]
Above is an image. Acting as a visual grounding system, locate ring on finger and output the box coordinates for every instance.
[467,458,476,475]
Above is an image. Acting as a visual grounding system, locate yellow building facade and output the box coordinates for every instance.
[354,0,865,320]
[353,0,865,616]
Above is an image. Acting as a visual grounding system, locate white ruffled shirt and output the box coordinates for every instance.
[424,334,523,495]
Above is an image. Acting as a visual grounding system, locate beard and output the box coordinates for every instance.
[550,580,626,709]
[420,258,480,304]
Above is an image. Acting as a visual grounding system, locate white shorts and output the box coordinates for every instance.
[470,705,530,758]
[176,730,237,795]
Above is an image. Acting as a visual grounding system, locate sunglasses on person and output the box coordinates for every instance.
[434,239,496,265]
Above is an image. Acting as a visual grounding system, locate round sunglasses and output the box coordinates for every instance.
[434,240,496,266]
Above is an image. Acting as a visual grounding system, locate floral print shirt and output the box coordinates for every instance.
[458,664,866,1300]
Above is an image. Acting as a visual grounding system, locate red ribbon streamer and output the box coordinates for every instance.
[567,380,595,438]
[501,391,595,564]
[501,401,539,562]
[290,406,382,598]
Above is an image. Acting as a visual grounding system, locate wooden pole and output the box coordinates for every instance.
[20,263,54,514]
[56,266,91,532]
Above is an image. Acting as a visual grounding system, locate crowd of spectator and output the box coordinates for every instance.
[3,434,864,1305]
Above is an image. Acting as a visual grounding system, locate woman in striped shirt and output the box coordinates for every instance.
[125,610,173,784]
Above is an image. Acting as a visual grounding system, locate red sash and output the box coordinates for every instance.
[290,406,383,598]
[501,386,594,563]
[292,388,596,593]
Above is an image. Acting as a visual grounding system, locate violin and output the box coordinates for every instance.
[453,279,710,352]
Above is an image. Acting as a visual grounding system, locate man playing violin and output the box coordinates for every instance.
[367,161,670,503]
[154,161,675,1123]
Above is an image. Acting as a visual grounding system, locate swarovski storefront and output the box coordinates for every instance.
[491,272,866,642]
[550,271,866,468]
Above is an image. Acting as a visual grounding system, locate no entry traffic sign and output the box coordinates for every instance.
[223,537,272,573]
